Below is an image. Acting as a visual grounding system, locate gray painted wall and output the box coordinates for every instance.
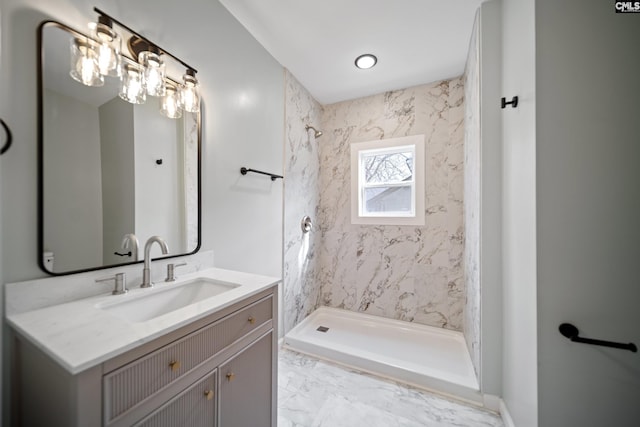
[536,0,640,425]
[43,89,104,272]
[501,0,538,424]
[133,100,184,258]
[478,0,503,398]
[99,97,136,266]
[0,5,4,420]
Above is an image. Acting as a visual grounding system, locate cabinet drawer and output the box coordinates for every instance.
[104,295,272,424]
[134,370,217,427]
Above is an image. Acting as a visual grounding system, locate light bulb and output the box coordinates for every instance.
[91,18,121,77]
[139,51,166,96]
[180,70,200,113]
[119,64,146,104]
[80,56,95,85]
[69,38,103,87]
[160,86,182,119]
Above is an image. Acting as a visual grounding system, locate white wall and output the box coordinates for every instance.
[134,100,184,258]
[205,27,284,278]
[478,0,503,397]
[536,1,640,425]
[501,0,538,425]
[99,97,136,265]
[43,89,104,272]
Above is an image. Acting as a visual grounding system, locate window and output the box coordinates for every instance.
[350,135,425,225]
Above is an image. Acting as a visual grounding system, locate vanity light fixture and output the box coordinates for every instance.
[90,15,121,77]
[180,69,201,113]
[139,49,166,97]
[119,63,146,104]
[69,7,200,118]
[160,84,182,119]
[355,53,377,69]
[69,37,104,87]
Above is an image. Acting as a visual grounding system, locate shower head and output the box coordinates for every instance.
[305,124,323,138]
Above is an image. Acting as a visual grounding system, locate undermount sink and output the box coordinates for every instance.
[98,278,240,322]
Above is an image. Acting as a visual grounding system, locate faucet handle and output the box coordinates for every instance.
[96,272,128,295]
[165,262,187,282]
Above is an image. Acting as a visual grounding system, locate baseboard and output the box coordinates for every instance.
[483,393,501,412]
[499,399,516,427]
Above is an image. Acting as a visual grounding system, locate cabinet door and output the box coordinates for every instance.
[219,332,273,427]
[135,370,217,427]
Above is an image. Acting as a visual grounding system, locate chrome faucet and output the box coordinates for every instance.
[121,233,139,261]
[140,236,169,288]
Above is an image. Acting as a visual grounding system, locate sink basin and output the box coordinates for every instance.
[98,278,240,322]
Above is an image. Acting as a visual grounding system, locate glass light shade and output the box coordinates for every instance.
[69,38,104,87]
[139,51,166,96]
[160,86,182,119]
[119,64,146,104]
[92,22,121,77]
[180,71,200,113]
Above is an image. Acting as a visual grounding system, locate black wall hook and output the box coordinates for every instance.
[0,118,13,155]
[501,96,519,109]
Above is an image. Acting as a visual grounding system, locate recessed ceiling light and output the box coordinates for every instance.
[355,54,377,69]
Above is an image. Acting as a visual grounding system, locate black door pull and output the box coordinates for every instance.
[559,323,637,353]
[0,119,12,155]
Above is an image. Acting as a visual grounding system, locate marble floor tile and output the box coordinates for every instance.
[278,349,504,427]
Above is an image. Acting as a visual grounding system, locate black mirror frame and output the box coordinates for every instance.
[36,19,202,276]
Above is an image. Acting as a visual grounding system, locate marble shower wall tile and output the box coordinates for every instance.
[283,70,324,335]
[318,79,466,330]
[463,16,482,377]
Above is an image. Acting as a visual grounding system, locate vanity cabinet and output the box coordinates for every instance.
[135,369,217,427]
[219,331,273,426]
[11,286,277,427]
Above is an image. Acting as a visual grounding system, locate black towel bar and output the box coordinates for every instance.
[559,323,637,353]
[240,167,283,181]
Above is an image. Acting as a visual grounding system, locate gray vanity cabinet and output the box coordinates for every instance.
[219,331,274,426]
[11,286,278,427]
[135,370,217,427]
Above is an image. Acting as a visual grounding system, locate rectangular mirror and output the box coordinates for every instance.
[38,20,201,275]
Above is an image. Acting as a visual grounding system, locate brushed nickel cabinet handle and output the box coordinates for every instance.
[226,372,235,381]
[169,360,181,372]
[204,390,214,400]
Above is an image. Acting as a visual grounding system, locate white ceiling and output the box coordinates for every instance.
[218,0,485,105]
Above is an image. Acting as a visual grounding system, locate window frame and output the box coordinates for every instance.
[350,135,425,226]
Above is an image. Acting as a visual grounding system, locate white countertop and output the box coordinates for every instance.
[5,267,280,375]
